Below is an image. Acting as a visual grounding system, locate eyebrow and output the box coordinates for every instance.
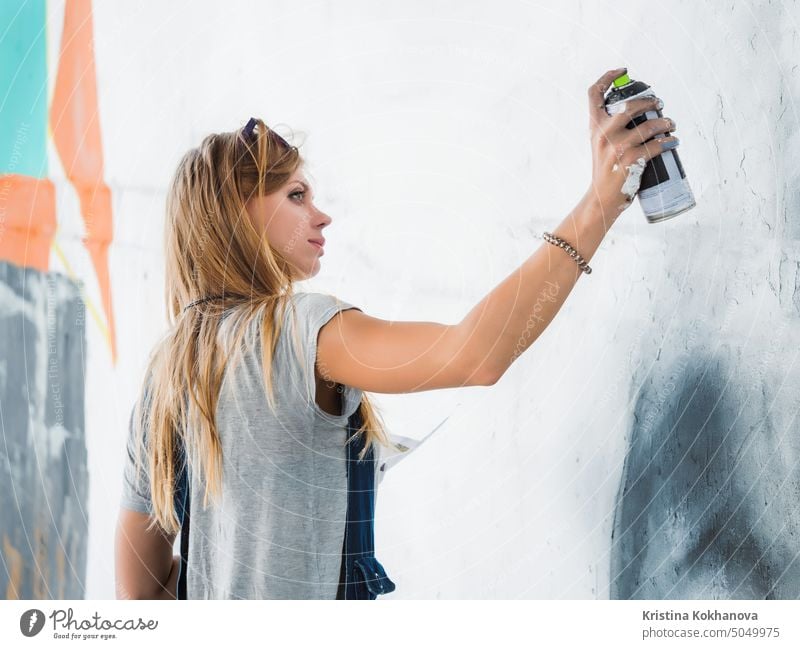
[292,180,315,197]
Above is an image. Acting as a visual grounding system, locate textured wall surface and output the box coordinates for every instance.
[606,2,800,599]
[2,0,795,599]
[610,337,800,599]
[0,262,87,598]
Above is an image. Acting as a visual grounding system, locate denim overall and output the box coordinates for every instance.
[174,439,189,600]
[335,407,396,599]
[173,406,395,600]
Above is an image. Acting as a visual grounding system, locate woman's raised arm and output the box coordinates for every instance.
[318,68,679,394]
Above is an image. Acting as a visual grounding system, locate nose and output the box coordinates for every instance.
[315,206,333,227]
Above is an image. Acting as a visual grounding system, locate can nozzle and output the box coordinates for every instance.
[613,72,631,88]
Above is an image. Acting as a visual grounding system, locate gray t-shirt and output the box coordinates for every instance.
[120,291,369,599]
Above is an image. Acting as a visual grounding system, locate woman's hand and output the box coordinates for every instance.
[585,67,679,221]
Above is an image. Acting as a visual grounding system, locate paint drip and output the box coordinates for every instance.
[604,72,696,223]
[621,157,647,200]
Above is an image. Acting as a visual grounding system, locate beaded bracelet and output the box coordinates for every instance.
[542,231,592,275]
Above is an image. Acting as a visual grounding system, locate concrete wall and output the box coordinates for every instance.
[2,0,797,599]
[0,263,87,598]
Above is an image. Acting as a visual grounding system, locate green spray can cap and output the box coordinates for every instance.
[612,72,632,88]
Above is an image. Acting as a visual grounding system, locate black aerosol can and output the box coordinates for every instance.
[604,72,696,223]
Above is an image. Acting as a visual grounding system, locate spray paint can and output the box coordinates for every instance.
[604,72,696,223]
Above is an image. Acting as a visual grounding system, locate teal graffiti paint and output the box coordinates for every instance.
[0,0,48,178]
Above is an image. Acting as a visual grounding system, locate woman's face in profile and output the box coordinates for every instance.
[246,168,332,281]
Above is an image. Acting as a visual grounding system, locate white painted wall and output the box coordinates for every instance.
[50,0,797,599]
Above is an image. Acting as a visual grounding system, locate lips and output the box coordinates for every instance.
[308,239,325,253]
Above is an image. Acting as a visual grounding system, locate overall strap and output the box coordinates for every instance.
[173,436,190,600]
[339,409,396,599]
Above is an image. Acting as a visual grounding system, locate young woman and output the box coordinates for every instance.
[114,66,678,599]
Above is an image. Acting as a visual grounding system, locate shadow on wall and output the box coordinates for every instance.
[610,347,800,599]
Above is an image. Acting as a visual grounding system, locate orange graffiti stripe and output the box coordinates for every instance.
[0,174,56,272]
[50,0,117,364]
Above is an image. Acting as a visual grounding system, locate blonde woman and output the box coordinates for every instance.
[114,66,679,599]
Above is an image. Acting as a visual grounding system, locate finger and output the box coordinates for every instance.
[625,135,680,165]
[616,116,676,150]
[606,96,662,133]
[606,107,673,151]
[588,67,628,126]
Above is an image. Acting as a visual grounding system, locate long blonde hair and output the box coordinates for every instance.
[132,118,393,536]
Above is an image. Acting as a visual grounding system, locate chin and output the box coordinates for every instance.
[293,260,321,281]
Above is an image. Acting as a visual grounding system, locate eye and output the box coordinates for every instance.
[289,190,305,202]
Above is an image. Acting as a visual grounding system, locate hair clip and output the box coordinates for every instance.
[243,117,258,139]
[270,129,291,149]
[241,116,293,152]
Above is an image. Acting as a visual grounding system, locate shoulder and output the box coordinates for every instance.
[281,291,362,326]
[291,291,359,310]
